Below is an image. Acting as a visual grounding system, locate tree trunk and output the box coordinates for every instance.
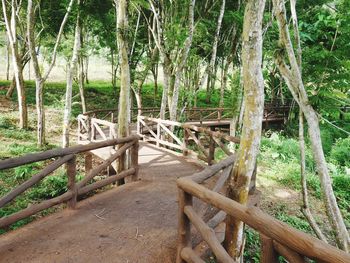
[273,0,350,251]
[224,0,266,260]
[6,35,10,81]
[160,60,170,119]
[115,0,131,184]
[63,13,81,148]
[169,0,196,121]
[78,55,86,113]
[2,0,28,129]
[12,57,27,129]
[116,0,131,138]
[85,56,89,84]
[6,76,16,99]
[299,111,328,242]
[28,0,74,146]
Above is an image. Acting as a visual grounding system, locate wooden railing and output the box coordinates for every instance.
[137,116,240,165]
[82,104,292,125]
[0,135,139,230]
[176,156,350,263]
[77,114,117,144]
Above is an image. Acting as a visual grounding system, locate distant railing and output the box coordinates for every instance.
[0,135,139,230]
[77,114,117,144]
[176,156,350,263]
[81,104,291,126]
[137,116,240,165]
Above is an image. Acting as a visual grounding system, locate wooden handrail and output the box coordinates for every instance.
[0,135,139,170]
[176,175,350,263]
[0,154,74,208]
[137,116,239,166]
[0,136,140,230]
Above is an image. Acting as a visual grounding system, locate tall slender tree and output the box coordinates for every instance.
[273,0,350,251]
[27,0,75,146]
[62,2,81,148]
[115,0,131,184]
[1,0,28,129]
[224,0,266,260]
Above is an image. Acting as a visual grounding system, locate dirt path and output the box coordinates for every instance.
[0,143,202,263]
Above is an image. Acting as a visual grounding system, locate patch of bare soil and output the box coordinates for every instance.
[0,96,14,112]
[256,170,332,237]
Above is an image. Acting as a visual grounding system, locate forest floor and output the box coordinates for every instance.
[0,80,349,261]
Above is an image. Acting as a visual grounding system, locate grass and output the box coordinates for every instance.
[258,131,350,228]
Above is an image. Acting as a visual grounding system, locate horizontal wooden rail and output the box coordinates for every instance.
[0,191,73,229]
[77,142,135,188]
[187,155,235,183]
[78,168,135,196]
[184,205,234,263]
[0,135,139,170]
[177,177,350,263]
[180,247,205,263]
[0,154,74,208]
[0,136,140,231]
[137,116,239,166]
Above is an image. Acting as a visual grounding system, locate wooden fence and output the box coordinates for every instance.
[77,114,117,144]
[176,156,350,263]
[0,135,139,229]
[82,104,291,126]
[137,116,240,165]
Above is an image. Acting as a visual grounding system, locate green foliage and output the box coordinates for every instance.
[330,137,350,167]
[244,228,261,262]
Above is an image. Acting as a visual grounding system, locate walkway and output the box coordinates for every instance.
[0,143,203,263]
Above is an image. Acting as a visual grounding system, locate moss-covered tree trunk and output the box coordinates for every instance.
[224,0,266,260]
[115,0,131,184]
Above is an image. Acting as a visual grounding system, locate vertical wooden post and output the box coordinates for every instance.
[67,156,77,209]
[136,116,141,135]
[130,139,139,182]
[260,234,278,263]
[156,122,161,147]
[87,116,91,141]
[183,129,189,156]
[77,117,81,142]
[117,145,126,186]
[249,161,257,194]
[85,152,92,176]
[176,189,193,263]
[208,128,215,165]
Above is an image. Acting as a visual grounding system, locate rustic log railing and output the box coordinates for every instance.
[137,116,240,165]
[77,114,117,144]
[82,104,291,126]
[176,156,350,263]
[0,135,139,230]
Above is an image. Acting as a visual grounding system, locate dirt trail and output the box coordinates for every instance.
[0,143,202,263]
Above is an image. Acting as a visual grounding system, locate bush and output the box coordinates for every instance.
[330,137,350,167]
[0,116,14,129]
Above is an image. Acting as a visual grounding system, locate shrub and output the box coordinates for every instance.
[330,137,350,167]
[0,116,14,129]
